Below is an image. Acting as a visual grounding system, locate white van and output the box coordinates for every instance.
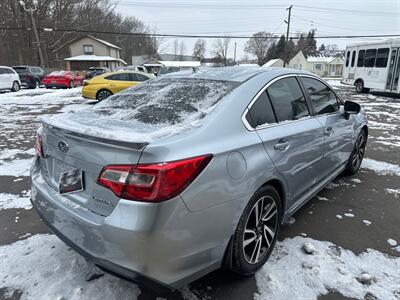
[342,39,400,94]
[0,66,21,92]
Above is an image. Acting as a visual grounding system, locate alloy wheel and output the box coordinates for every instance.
[98,90,111,101]
[352,133,366,169]
[13,82,20,92]
[243,196,278,265]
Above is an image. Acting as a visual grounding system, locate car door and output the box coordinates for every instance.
[107,73,133,93]
[249,76,325,208]
[299,76,354,176]
[0,68,6,89]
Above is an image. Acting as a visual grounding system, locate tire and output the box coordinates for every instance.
[344,130,367,175]
[11,81,20,92]
[231,185,282,275]
[96,89,113,101]
[355,80,369,93]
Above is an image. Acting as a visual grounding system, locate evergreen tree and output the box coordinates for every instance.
[275,35,286,60]
[283,38,296,63]
[318,44,326,52]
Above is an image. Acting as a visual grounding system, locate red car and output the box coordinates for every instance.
[42,71,84,89]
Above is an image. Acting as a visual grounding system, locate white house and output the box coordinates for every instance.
[288,51,344,77]
[262,58,284,68]
[131,54,200,73]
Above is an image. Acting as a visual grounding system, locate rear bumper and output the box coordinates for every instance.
[30,157,228,290]
[44,83,69,88]
[30,197,171,293]
[82,86,98,100]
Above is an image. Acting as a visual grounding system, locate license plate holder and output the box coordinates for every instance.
[59,169,84,195]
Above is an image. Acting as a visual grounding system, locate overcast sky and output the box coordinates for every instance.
[115,0,400,61]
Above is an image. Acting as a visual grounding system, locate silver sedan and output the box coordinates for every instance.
[31,67,368,291]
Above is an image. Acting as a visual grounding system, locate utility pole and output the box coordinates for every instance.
[234,42,237,64]
[19,0,45,67]
[283,5,293,67]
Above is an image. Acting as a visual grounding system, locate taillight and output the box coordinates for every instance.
[97,155,213,202]
[35,133,44,157]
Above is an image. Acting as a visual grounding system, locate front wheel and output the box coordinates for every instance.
[344,130,367,175]
[231,185,282,275]
[11,81,20,92]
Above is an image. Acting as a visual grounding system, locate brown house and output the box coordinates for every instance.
[63,35,126,71]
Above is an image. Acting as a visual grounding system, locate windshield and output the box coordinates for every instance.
[13,67,28,73]
[92,77,239,125]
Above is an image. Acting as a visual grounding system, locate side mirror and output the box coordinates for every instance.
[344,100,361,115]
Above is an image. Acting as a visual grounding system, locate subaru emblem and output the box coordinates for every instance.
[58,141,69,153]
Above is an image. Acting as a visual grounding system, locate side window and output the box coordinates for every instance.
[300,77,339,115]
[267,77,309,122]
[375,48,389,68]
[0,68,6,75]
[364,49,377,67]
[106,73,130,81]
[345,51,350,67]
[351,50,356,67]
[136,74,150,82]
[246,91,276,128]
[357,50,365,67]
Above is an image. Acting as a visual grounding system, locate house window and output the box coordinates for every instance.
[83,45,94,55]
[314,63,323,71]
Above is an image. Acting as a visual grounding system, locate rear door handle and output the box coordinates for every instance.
[274,140,289,151]
[324,127,334,136]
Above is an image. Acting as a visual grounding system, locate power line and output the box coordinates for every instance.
[1,27,400,39]
[117,1,400,17]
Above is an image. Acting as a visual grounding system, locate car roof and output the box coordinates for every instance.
[100,70,154,78]
[163,66,315,83]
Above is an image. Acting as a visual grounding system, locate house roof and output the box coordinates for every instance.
[159,53,199,61]
[87,35,121,50]
[160,61,201,67]
[262,58,283,67]
[64,55,127,65]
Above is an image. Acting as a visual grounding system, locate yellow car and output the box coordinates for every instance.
[82,71,154,101]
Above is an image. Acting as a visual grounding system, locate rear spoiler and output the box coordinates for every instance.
[42,122,149,151]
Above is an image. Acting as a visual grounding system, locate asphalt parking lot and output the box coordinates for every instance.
[0,82,399,300]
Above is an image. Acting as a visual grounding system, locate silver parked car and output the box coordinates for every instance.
[31,67,368,291]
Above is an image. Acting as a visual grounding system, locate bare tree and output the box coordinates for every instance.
[244,31,274,65]
[173,39,179,59]
[178,41,186,60]
[0,0,161,67]
[192,39,206,61]
[213,37,231,66]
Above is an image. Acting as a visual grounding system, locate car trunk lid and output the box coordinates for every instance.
[39,121,147,216]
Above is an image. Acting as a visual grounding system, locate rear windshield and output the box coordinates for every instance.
[49,71,66,76]
[13,67,27,73]
[92,77,239,125]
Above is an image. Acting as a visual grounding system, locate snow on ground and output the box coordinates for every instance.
[255,237,400,300]
[361,158,400,176]
[0,191,31,210]
[0,234,141,300]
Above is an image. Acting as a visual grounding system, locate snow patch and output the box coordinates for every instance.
[350,178,362,183]
[0,192,32,210]
[385,188,400,198]
[361,158,400,176]
[344,213,355,218]
[0,234,141,300]
[0,158,33,177]
[387,239,398,247]
[362,220,372,226]
[255,236,400,300]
